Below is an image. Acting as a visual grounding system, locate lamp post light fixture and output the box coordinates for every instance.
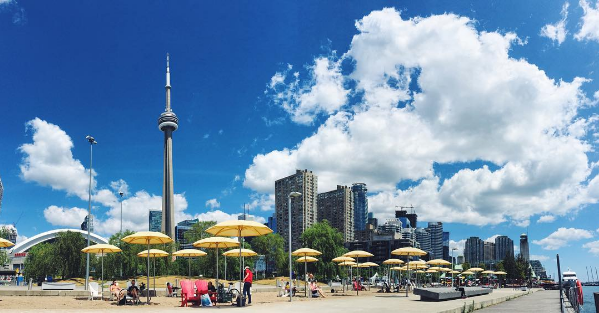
[84,135,97,291]
[287,191,301,302]
[451,247,457,288]
[119,192,124,234]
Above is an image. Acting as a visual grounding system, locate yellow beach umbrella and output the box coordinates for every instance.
[391,266,407,271]
[137,249,169,297]
[332,256,355,263]
[223,248,258,257]
[82,244,121,299]
[296,256,318,263]
[122,231,173,304]
[426,269,438,273]
[461,271,475,275]
[494,271,507,275]
[429,266,441,271]
[0,238,15,248]
[391,247,427,297]
[427,259,451,266]
[193,237,239,282]
[207,220,272,297]
[416,270,425,273]
[173,249,207,278]
[382,259,404,265]
[481,270,494,274]
[343,250,373,295]
[292,248,322,298]
[469,267,484,272]
[338,261,357,266]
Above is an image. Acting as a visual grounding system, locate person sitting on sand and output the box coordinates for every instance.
[127,279,140,300]
[310,280,326,298]
[110,280,122,300]
[284,282,297,297]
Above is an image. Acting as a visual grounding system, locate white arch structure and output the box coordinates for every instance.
[8,228,108,256]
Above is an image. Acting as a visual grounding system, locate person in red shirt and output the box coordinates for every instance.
[243,266,253,304]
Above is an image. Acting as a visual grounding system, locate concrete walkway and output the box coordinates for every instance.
[477,289,560,312]
[1,288,541,313]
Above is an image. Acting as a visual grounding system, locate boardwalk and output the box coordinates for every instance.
[478,290,560,312]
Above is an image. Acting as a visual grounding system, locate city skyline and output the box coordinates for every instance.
[1,0,599,279]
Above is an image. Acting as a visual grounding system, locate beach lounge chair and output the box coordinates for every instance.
[88,282,101,300]
[180,280,200,307]
[123,281,141,305]
[195,280,217,306]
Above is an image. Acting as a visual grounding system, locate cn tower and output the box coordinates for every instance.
[158,54,178,238]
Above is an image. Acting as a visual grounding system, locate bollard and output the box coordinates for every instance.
[593,292,599,313]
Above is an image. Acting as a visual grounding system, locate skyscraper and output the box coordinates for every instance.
[158,54,178,239]
[484,242,496,262]
[318,185,354,242]
[352,183,368,232]
[442,231,450,262]
[464,237,484,265]
[415,227,431,255]
[175,219,198,249]
[149,210,162,232]
[395,209,417,228]
[427,222,444,260]
[275,169,318,251]
[494,235,514,261]
[520,233,530,262]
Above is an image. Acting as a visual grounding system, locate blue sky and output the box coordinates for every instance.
[1,0,599,279]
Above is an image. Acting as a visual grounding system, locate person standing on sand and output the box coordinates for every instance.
[243,266,253,304]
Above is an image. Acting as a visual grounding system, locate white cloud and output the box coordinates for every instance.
[583,240,599,255]
[43,205,88,228]
[537,215,556,223]
[532,227,594,250]
[205,198,221,209]
[0,0,13,5]
[267,56,349,125]
[193,210,266,224]
[110,179,129,196]
[245,8,598,226]
[16,234,28,244]
[485,235,500,243]
[247,193,275,211]
[575,0,599,42]
[540,2,569,45]
[449,239,465,257]
[530,254,550,261]
[203,133,210,139]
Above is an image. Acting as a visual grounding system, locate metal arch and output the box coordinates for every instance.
[8,228,108,256]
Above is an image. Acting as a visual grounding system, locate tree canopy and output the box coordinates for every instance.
[300,220,348,281]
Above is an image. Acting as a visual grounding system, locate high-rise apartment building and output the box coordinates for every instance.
[275,169,318,251]
[266,214,277,233]
[415,228,431,255]
[464,237,484,265]
[428,222,444,260]
[175,219,198,249]
[149,210,162,232]
[484,242,496,262]
[352,183,368,232]
[530,260,547,279]
[520,234,529,262]
[318,185,354,242]
[494,235,514,261]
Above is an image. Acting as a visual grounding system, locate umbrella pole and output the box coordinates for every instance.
[188,258,191,279]
[356,258,359,296]
[147,241,150,304]
[304,256,307,298]
[216,244,219,285]
[239,229,243,302]
[406,254,409,298]
[153,258,156,299]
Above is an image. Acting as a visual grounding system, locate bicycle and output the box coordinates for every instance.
[217,282,240,305]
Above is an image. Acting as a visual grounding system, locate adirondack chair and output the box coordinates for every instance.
[180,280,200,307]
[195,280,217,306]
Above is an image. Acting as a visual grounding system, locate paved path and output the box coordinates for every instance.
[1,288,539,313]
[477,289,560,312]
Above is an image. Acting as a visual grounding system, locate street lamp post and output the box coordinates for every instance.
[288,191,301,302]
[119,192,124,233]
[84,135,97,291]
[451,247,457,288]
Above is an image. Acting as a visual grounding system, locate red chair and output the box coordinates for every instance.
[180,280,200,307]
[194,280,217,306]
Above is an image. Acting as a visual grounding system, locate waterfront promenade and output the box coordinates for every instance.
[0,288,549,312]
[478,290,560,313]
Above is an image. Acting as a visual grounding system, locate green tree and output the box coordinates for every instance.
[24,243,58,281]
[55,231,87,279]
[462,262,471,271]
[503,253,518,280]
[495,261,505,272]
[0,227,11,266]
[477,263,486,270]
[249,233,286,276]
[300,220,348,281]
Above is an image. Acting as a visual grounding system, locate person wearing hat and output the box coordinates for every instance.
[243,266,253,304]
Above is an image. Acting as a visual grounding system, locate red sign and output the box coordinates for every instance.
[14,252,27,257]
